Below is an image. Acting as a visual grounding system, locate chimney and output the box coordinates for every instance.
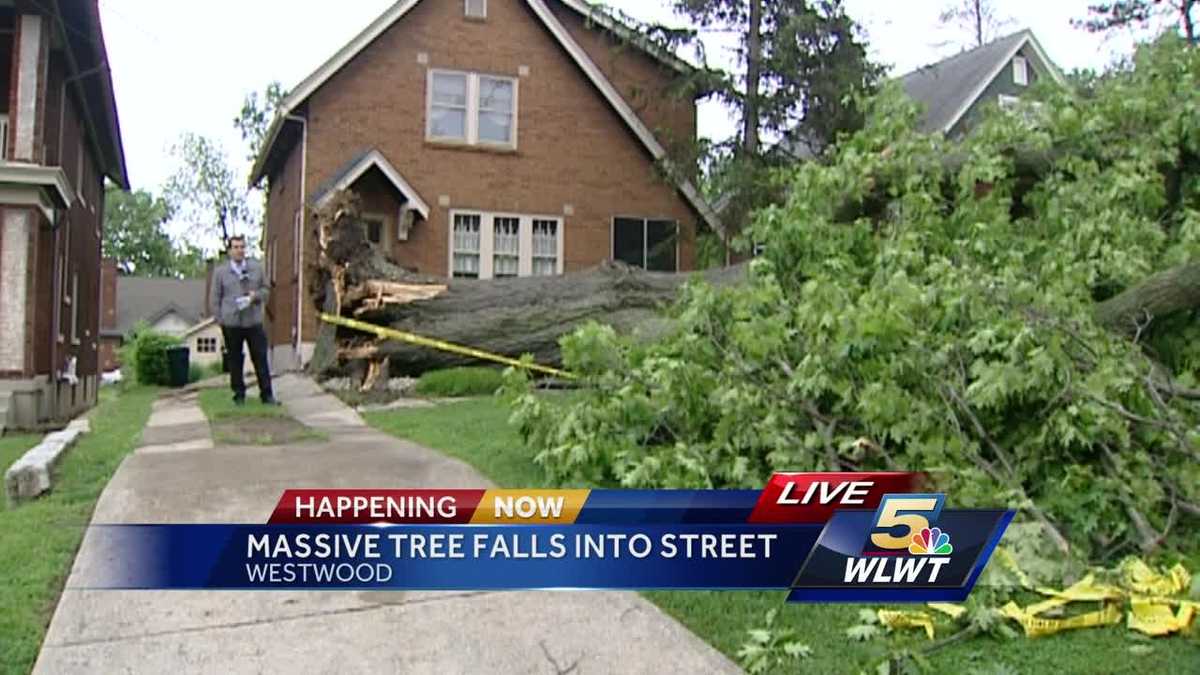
[100,258,118,331]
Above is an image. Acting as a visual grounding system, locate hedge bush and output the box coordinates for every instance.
[415,367,506,397]
[119,325,182,386]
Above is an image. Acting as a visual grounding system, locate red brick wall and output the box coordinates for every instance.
[27,47,105,382]
[551,2,697,161]
[285,0,701,342]
[264,122,304,347]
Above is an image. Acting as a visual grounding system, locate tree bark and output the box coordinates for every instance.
[742,0,763,156]
[1094,262,1200,334]
[308,190,748,379]
[320,262,747,376]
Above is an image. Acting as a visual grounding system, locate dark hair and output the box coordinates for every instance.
[227,235,246,249]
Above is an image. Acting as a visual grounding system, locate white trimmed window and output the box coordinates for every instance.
[450,211,563,279]
[427,70,518,148]
[465,0,486,19]
[1012,56,1029,86]
[613,217,678,272]
[451,213,482,278]
[532,219,559,276]
[197,337,218,353]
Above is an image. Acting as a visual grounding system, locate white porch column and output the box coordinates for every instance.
[13,13,46,162]
[0,209,33,372]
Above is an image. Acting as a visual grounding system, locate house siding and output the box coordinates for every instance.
[277,0,701,347]
[948,45,1047,138]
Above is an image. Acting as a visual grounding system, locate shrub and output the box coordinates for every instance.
[120,326,182,386]
[415,367,506,397]
[188,363,205,384]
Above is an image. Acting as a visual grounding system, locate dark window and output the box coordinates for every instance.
[364,218,384,244]
[613,217,677,272]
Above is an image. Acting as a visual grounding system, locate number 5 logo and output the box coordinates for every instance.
[869,494,945,550]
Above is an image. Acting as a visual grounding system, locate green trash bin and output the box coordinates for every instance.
[166,346,190,387]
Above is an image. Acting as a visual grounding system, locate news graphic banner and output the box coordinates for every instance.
[85,473,1014,603]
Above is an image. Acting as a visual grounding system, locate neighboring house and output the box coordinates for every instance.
[180,319,227,370]
[0,1,128,432]
[251,0,722,370]
[897,29,1065,139]
[774,29,1065,160]
[98,261,217,371]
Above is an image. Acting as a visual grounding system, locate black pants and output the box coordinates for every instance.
[222,324,274,402]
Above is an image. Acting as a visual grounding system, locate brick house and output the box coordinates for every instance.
[0,0,127,432]
[250,0,722,370]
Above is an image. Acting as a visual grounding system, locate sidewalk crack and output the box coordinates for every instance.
[45,591,495,650]
[538,640,582,675]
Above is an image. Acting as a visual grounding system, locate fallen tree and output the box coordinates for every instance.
[306,191,748,381]
[501,37,1200,563]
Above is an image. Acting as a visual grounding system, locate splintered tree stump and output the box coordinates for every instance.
[306,190,747,380]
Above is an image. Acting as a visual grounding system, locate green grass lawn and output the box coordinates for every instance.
[196,389,327,445]
[363,397,1200,675]
[0,385,159,675]
[197,388,291,420]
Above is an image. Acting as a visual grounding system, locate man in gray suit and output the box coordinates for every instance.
[209,235,278,405]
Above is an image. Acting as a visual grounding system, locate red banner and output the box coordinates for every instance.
[747,472,925,524]
[268,489,485,524]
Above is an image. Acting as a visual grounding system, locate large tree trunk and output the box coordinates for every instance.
[307,192,747,380]
[1095,262,1200,335]
[325,263,746,376]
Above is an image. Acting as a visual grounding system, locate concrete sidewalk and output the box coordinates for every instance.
[34,375,739,674]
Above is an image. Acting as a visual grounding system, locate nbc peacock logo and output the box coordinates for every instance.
[908,527,953,556]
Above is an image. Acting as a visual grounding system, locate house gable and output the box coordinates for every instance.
[946,39,1061,138]
[251,0,719,236]
[899,29,1065,137]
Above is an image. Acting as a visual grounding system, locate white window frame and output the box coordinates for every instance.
[610,216,680,272]
[464,0,486,19]
[197,336,218,354]
[1012,56,1029,87]
[448,210,564,280]
[426,69,519,149]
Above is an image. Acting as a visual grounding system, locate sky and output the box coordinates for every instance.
[96,0,1165,243]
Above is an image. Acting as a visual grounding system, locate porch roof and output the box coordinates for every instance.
[309,149,430,219]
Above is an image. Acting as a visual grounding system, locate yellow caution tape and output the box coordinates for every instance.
[1000,601,1123,638]
[878,610,937,640]
[1120,560,1190,597]
[320,313,576,380]
[926,602,967,620]
[1128,600,1197,637]
[995,559,1197,638]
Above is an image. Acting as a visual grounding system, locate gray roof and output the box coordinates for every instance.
[897,29,1031,133]
[112,277,207,336]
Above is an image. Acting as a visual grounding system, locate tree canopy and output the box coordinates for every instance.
[506,36,1200,562]
[101,186,205,278]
